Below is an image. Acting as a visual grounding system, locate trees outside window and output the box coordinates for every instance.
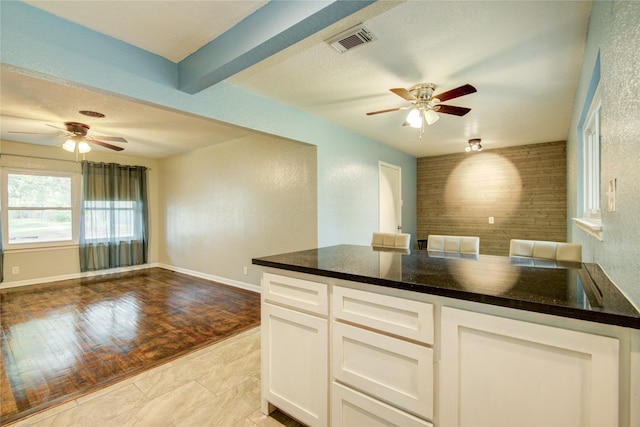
[2,171,78,247]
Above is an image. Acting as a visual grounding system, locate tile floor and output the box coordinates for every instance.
[7,327,304,427]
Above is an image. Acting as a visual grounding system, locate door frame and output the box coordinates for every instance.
[378,161,402,233]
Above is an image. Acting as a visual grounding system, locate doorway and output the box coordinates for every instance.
[379,162,402,234]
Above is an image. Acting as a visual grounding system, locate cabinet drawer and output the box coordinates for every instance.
[333,285,433,344]
[332,382,433,427]
[262,273,328,316]
[332,322,433,420]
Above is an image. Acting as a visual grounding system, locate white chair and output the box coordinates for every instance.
[556,243,583,262]
[509,239,582,265]
[427,235,480,254]
[371,232,411,250]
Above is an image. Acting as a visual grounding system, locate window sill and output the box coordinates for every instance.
[4,243,79,254]
[573,218,603,241]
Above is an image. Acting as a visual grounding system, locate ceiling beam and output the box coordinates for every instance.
[177,0,374,94]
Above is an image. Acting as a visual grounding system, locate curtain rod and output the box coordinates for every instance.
[0,153,152,170]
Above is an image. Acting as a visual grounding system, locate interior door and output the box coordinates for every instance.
[379,162,402,233]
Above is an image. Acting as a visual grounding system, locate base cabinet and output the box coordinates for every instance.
[261,272,633,427]
[261,274,329,427]
[440,307,620,427]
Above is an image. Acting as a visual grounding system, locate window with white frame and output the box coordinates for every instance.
[582,83,601,221]
[1,169,79,248]
[82,199,137,241]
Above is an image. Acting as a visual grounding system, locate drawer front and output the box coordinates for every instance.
[332,322,433,420]
[332,382,433,427]
[333,285,433,344]
[262,273,328,316]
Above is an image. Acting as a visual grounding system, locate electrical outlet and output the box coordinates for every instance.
[489,216,495,224]
[12,266,19,274]
[243,266,248,276]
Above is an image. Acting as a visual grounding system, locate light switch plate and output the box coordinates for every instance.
[607,178,616,212]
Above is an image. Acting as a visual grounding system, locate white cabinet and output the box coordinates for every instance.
[261,273,328,427]
[261,271,634,427]
[332,285,434,425]
[440,306,620,427]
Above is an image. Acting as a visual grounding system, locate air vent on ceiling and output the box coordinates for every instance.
[326,24,376,53]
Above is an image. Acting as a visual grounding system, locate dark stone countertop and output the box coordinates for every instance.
[252,244,640,329]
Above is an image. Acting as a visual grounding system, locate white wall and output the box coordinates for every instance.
[567,0,640,307]
[158,133,317,287]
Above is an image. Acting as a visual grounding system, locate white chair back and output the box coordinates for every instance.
[427,235,480,255]
[371,232,411,250]
[509,239,582,263]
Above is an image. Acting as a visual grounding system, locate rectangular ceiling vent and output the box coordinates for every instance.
[326,24,376,53]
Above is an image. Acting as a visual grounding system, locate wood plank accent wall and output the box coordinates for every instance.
[417,141,566,256]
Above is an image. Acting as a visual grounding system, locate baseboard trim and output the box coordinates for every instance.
[0,263,160,290]
[157,263,261,293]
[1,263,260,294]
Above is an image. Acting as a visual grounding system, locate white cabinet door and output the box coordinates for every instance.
[440,307,620,427]
[332,382,433,427]
[262,303,328,427]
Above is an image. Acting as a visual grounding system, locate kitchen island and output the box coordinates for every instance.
[253,245,640,427]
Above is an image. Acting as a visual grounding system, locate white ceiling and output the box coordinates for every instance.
[1,0,592,158]
[0,71,253,158]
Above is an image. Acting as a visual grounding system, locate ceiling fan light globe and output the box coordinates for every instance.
[406,108,422,128]
[78,141,92,153]
[424,109,439,125]
[62,139,76,152]
[465,146,471,152]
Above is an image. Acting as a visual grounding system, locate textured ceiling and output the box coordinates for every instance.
[1,0,592,158]
[0,70,251,158]
[22,0,269,63]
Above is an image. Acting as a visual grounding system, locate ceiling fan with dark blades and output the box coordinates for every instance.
[367,83,477,138]
[9,121,127,152]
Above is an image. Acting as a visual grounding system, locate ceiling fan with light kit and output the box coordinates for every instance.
[9,120,128,159]
[367,83,477,138]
